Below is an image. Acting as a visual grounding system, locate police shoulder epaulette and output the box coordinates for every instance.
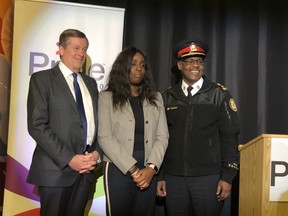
[217,83,228,91]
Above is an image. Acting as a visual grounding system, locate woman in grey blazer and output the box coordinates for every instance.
[98,47,169,216]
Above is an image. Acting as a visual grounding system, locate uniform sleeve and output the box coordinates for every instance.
[217,89,240,184]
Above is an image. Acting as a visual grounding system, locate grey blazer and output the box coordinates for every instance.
[27,65,99,187]
[98,91,169,174]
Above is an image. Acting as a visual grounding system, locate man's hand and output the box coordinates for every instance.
[156,180,166,197]
[216,180,232,201]
[68,150,100,174]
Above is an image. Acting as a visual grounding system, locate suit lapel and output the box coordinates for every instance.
[52,66,79,115]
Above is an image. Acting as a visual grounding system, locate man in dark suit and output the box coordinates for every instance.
[27,29,101,216]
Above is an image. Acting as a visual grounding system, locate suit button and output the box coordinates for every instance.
[145,140,148,143]
[145,121,149,124]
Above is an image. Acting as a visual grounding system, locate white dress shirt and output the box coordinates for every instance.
[181,77,204,96]
[59,62,96,146]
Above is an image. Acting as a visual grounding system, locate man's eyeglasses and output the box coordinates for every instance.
[181,59,204,65]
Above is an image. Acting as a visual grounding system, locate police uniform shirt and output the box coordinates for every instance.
[181,77,204,96]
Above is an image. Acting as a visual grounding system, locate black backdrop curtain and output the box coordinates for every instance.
[63,0,288,214]
[68,0,288,145]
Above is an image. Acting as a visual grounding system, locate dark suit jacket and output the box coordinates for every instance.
[27,65,99,187]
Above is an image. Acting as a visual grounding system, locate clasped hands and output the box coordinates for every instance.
[129,165,155,190]
[68,151,100,174]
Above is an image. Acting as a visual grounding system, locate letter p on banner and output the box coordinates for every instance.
[270,138,288,201]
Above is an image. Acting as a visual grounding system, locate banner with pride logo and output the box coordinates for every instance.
[3,0,124,215]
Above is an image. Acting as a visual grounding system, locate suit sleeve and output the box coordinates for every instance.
[27,72,75,169]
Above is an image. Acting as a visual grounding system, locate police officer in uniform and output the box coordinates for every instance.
[156,39,240,216]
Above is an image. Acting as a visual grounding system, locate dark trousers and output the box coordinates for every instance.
[104,150,157,216]
[38,174,93,216]
[165,174,223,216]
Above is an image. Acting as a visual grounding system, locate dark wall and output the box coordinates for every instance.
[63,0,288,145]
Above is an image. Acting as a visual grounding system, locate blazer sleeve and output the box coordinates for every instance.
[97,92,137,174]
[145,92,169,172]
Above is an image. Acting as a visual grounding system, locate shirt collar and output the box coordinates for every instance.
[181,77,204,95]
[59,61,77,78]
[192,77,203,91]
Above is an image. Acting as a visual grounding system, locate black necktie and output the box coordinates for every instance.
[72,73,87,150]
[187,86,193,100]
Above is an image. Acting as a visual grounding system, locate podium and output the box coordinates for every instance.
[238,134,288,216]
